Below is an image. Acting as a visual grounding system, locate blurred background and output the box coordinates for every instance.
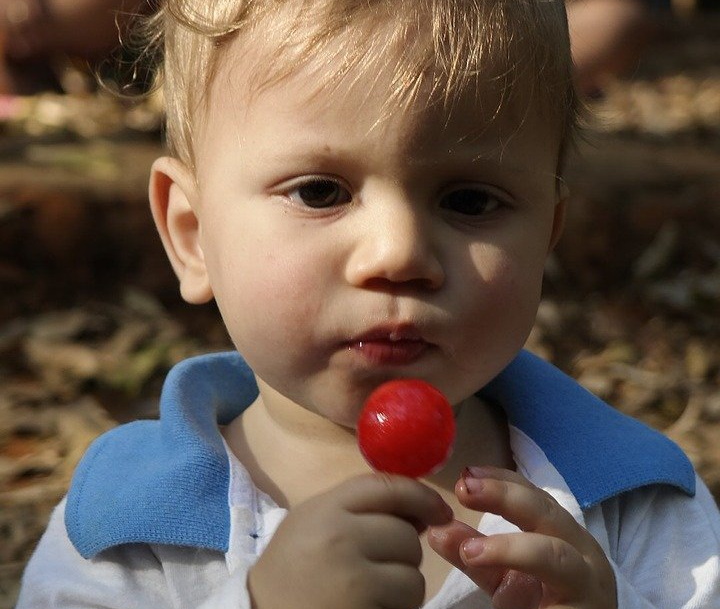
[0,0,719,606]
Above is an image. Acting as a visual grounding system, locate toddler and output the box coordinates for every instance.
[17,1,720,608]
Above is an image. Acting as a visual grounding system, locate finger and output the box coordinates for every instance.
[426,519,483,568]
[457,467,590,549]
[338,473,454,530]
[370,562,425,609]
[426,522,509,598]
[355,514,423,565]
[492,570,544,609]
[460,531,590,600]
[428,522,543,607]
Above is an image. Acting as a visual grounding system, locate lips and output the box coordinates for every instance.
[347,325,430,366]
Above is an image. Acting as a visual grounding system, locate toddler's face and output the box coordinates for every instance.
[189,34,565,428]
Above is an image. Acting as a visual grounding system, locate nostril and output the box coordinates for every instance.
[345,242,445,290]
[345,210,445,289]
[359,275,443,293]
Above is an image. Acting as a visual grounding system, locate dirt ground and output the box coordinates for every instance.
[1,13,719,608]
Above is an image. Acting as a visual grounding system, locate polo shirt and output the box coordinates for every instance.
[17,350,720,608]
[64,349,695,558]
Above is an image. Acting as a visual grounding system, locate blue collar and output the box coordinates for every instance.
[66,350,695,559]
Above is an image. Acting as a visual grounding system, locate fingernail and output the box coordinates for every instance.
[461,537,485,561]
[461,468,484,494]
[463,466,485,479]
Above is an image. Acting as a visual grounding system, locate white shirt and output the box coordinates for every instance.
[15,351,720,607]
[17,426,720,608]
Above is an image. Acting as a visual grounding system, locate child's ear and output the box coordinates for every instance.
[149,156,213,304]
[548,183,568,253]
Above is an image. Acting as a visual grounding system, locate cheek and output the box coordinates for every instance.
[213,243,327,349]
[499,249,546,324]
[467,241,545,297]
[461,245,545,343]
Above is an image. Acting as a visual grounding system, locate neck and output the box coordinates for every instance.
[430,395,514,487]
[222,384,513,508]
[222,384,370,507]
[262,385,358,447]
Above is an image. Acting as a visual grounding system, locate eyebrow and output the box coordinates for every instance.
[404,146,555,179]
[258,127,558,179]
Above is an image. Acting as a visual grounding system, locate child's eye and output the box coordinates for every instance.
[286,178,352,209]
[439,187,504,216]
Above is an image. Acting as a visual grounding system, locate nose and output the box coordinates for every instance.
[345,201,445,291]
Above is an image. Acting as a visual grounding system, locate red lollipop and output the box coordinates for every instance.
[357,379,456,478]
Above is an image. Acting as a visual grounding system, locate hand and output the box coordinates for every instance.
[248,473,453,609]
[427,466,617,609]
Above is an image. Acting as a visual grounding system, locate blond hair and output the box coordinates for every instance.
[139,0,579,172]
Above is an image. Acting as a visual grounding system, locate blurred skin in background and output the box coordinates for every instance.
[0,0,148,94]
[0,0,661,95]
[567,0,659,95]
